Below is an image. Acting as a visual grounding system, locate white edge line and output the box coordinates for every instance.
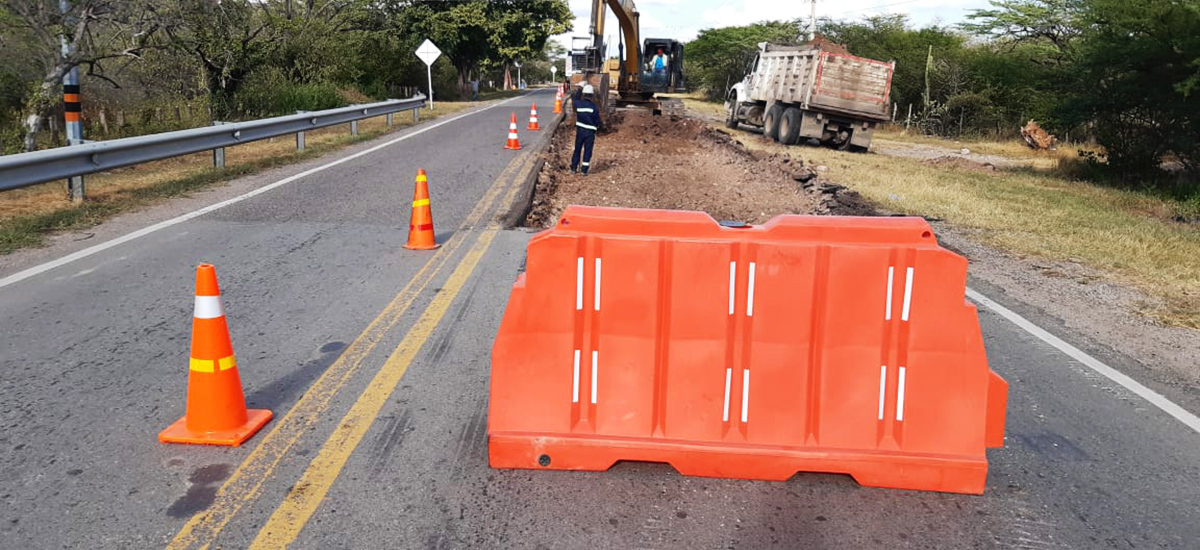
[591,350,598,404]
[722,368,732,422]
[0,96,527,291]
[877,365,887,420]
[896,366,907,422]
[594,258,602,311]
[885,266,894,320]
[901,266,914,321]
[746,262,756,317]
[966,287,1200,435]
[741,369,750,423]
[728,261,736,315]
[572,349,581,403]
[575,256,584,310]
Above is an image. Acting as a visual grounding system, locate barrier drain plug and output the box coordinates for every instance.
[538,454,552,467]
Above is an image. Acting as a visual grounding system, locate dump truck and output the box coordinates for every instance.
[726,42,894,152]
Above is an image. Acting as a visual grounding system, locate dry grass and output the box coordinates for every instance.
[873,126,1090,171]
[0,102,474,253]
[666,93,727,119]
[728,130,1200,330]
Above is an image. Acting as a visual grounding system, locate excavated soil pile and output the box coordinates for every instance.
[526,109,874,227]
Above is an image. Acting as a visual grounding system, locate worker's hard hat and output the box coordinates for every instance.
[582,84,594,95]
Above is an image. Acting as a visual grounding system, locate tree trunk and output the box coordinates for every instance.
[22,77,61,152]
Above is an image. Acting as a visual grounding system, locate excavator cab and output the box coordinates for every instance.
[640,39,684,94]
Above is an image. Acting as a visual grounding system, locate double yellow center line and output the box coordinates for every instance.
[168,149,536,549]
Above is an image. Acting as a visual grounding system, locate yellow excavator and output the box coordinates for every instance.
[568,0,684,115]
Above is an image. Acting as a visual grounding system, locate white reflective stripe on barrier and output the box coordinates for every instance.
[591,350,599,404]
[573,350,581,403]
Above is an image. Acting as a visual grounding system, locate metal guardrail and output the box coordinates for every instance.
[0,95,426,192]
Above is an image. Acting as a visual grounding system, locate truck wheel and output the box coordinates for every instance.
[764,104,784,142]
[779,108,802,145]
[725,102,739,130]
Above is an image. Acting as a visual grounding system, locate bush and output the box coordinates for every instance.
[233,68,346,118]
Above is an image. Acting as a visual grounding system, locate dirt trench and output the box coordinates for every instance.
[525,109,875,228]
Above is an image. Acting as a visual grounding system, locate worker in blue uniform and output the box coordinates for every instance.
[571,84,601,176]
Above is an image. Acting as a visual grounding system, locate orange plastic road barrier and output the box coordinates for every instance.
[160,265,273,446]
[489,206,1008,494]
[527,103,541,131]
[553,89,563,114]
[504,113,522,150]
[404,168,440,250]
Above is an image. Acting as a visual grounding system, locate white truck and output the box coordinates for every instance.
[726,42,895,152]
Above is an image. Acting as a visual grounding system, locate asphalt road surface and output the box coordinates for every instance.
[1,88,1198,549]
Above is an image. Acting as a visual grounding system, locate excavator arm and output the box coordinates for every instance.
[589,0,641,92]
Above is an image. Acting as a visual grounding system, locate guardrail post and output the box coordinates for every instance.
[413,107,420,123]
[211,121,227,168]
[295,110,309,150]
[68,173,84,202]
[386,113,394,127]
[351,120,358,136]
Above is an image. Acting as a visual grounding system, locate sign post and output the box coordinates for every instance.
[415,39,441,109]
[514,61,521,89]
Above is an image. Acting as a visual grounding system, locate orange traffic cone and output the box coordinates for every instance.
[527,103,540,131]
[504,112,521,150]
[404,168,440,250]
[553,89,563,114]
[159,265,273,446]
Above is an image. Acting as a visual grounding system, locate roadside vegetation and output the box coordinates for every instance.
[714,127,1200,329]
[0,0,572,155]
[680,1,1198,328]
[684,0,1200,197]
[0,103,471,254]
[0,0,571,254]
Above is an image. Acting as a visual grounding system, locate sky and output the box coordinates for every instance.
[551,0,995,54]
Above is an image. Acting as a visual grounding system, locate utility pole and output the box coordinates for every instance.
[60,0,85,201]
[808,0,817,42]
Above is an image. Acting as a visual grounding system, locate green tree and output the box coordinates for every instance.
[1066,0,1200,183]
[1,0,160,150]
[395,0,571,97]
[961,0,1083,65]
[684,21,798,100]
[160,0,279,119]
[820,15,965,111]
